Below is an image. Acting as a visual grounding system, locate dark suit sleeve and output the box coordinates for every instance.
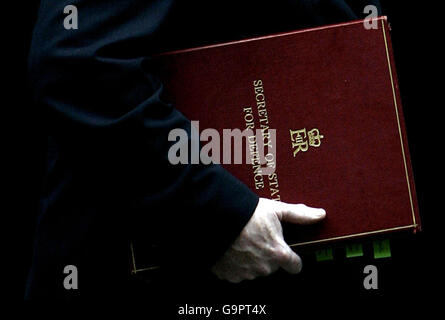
[28,0,258,275]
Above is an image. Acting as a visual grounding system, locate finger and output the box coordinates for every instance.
[279,248,303,274]
[277,203,326,225]
[253,263,279,277]
[227,276,243,284]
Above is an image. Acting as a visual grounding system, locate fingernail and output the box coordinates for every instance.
[297,260,303,273]
[317,208,326,217]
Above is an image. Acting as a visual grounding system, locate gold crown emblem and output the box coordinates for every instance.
[308,128,324,147]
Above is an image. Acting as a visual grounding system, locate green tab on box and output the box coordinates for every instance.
[373,239,391,259]
[315,248,333,262]
[345,243,363,258]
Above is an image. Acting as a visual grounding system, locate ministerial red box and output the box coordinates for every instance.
[131,17,420,274]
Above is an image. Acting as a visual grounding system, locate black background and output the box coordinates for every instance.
[16,0,441,308]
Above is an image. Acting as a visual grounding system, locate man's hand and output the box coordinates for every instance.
[211,198,326,283]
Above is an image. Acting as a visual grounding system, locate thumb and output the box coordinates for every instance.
[276,202,326,225]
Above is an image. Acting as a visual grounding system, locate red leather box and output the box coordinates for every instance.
[154,16,420,249]
[131,17,421,274]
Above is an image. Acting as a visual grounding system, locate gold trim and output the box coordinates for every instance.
[289,224,417,247]
[381,19,417,226]
[130,242,137,274]
[130,242,161,274]
[133,266,161,273]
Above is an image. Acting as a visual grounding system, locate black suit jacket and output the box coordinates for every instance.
[25,0,381,299]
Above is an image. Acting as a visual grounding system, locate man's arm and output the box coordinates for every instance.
[28,0,257,282]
